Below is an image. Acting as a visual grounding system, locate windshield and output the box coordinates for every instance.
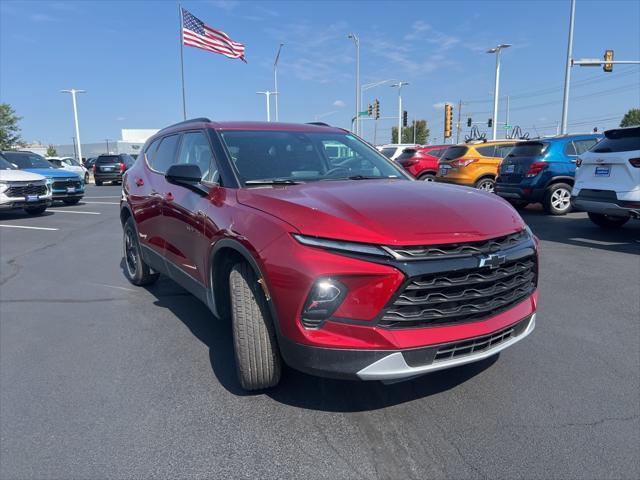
[0,155,16,170]
[220,130,408,185]
[3,152,53,169]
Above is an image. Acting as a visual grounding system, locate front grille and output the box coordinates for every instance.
[52,179,82,191]
[383,230,528,260]
[6,183,47,197]
[433,318,529,362]
[379,256,537,329]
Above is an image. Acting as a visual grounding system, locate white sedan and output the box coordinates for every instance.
[46,156,89,183]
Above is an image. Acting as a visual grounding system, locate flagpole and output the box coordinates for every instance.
[178,3,186,120]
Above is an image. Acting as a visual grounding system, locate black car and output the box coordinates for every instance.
[93,154,135,186]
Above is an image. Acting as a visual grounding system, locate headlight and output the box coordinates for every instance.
[0,181,8,194]
[293,234,390,257]
[301,278,348,328]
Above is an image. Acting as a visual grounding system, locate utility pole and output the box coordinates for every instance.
[256,91,276,121]
[273,43,284,122]
[561,0,576,135]
[348,34,360,135]
[413,116,417,144]
[487,44,511,141]
[456,99,463,143]
[61,89,86,161]
[390,81,409,143]
[105,139,111,153]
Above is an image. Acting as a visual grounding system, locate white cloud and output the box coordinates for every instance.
[333,100,346,108]
[209,0,239,11]
[116,116,126,121]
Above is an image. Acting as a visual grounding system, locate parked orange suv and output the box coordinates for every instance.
[436,140,517,192]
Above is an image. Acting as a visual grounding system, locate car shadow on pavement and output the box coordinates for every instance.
[519,207,639,255]
[0,210,55,220]
[124,261,497,411]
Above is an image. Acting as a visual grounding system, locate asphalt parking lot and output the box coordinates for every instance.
[1,184,638,480]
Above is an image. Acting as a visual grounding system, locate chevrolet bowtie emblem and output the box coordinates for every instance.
[479,253,507,269]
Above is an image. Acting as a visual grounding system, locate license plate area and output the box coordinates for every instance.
[439,165,450,176]
[26,195,39,202]
[594,166,610,177]
[504,165,515,174]
[67,187,76,193]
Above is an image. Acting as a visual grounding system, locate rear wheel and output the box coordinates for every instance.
[418,172,436,182]
[229,262,281,390]
[95,179,103,186]
[24,205,47,215]
[587,212,629,229]
[475,177,495,192]
[508,200,529,209]
[84,172,89,183]
[123,217,159,286]
[544,183,572,215]
[63,198,80,205]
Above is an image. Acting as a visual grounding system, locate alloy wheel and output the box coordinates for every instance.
[477,179,494,192]
[551,187,571,212]
[124,228,138,277]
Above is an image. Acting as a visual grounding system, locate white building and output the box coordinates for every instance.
[54,128,159,159]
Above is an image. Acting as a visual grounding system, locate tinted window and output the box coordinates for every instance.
[176,131,217,181]
[574,139,598,155]
[592,129,639,153]
[442,146,468,160]
[380,147,396,159]
[151,135,180,173]
[3,152,53,169]
[564,142,577,156]
[120,154,135,166]
[0,155,16,170]
[495,145,515,158]
[476,145,496,157]
[395,149,417,162]
[97,155,121,164]
[429,148,446,158]
[507,142,548,157]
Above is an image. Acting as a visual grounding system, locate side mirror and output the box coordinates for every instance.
[165,164,209,196]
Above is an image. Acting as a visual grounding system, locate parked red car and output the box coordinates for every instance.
[396,144,450,181]
[121,119,539,390]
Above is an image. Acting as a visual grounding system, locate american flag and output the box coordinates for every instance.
[181,8,246,62]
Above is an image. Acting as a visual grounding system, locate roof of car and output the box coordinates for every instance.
[156,119,347,136]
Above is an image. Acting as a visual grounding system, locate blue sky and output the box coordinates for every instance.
[1,0,639,146]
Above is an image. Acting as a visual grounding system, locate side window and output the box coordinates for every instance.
[151,135,180,173]
[564,142,577,156]
[145,138,161,167]
[495,145,513,158]
[476,145,496,157]
[176,131,218,182]
[574,139,597,155]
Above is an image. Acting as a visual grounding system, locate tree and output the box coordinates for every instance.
[391,120,430,144]
[620,109,640,128]
[46,145,58,157]
[0,103,23,150]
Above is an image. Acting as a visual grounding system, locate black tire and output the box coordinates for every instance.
[229,262,281,390]
[544,183,573,215]
[587,212,630,229]
[63,198,80,205]
[123,217,159,286]
[84,173,89,183]
[95,180,103,186]
[475,177,495,192]
[24,205,47,215]
[418,172,436,182]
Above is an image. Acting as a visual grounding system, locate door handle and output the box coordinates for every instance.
[135,177,144,186]
[164,192,174,202]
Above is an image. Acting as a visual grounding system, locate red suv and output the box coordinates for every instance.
[121,119,539,390]
[396,145,449,181]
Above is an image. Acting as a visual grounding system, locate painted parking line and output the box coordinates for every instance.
[83,196,120,199]
[0,224,59,231]
[81,201,120,205]
[570,237,628,246]
[51,210,101,215]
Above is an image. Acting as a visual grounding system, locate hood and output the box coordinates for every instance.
[24,168,81,179]
[0,170,46,182]
[237,180,525,246]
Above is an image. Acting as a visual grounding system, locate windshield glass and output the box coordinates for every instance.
[3,152,53,169]
[220,130,408,185]
[0,155,16,170]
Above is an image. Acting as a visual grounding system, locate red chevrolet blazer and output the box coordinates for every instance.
[120,119,539,390]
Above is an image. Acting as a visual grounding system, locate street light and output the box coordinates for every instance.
[390,81,409,144]
[487,44,511,140]
[348,33,360,135]
[60,89,86,161]
[273,43,284,122]
[256,91,277,122]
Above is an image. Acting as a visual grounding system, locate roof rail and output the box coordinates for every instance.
[306,122,331,127]
[160,117,212,132]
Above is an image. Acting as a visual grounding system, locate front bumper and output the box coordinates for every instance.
[280,313,535,380]
[0,197,52,210]
[94,172,123,182]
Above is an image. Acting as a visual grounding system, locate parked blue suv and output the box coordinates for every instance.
[495,134,602,214]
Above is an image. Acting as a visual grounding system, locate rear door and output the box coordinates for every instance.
[500,142,548,184]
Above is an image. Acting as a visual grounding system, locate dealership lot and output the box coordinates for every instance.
[1,185,638,479]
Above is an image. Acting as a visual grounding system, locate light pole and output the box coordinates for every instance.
[256,91,276,122]
[61,89,86,161]
[390,81,409,144]
[348,33,360,135]
[273,43,284,122]
[105,139,111,153]
[487,44,511,140]
[561,0,576,135]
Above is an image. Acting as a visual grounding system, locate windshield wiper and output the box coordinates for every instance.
[346,175,392,180]
[244,178,302,186]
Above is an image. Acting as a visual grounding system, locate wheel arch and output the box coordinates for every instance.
[544,176,574,190]
[120,203,133,227]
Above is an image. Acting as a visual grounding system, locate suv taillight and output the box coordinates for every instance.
[629,158,640,168]
[576,157,583,167]
[526,161,547,177]
[455,158,478,167]
[92,164,96,173]
[119,162,126,173]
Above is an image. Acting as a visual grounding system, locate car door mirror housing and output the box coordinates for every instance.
[165,164,209,196]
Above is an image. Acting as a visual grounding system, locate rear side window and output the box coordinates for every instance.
[476,145,496,157]
[442,146,468,160]
[508,142,547,157]
[592,130,640,153]
[430,148,446,157]
[395,149,417,162]
[150,135,180,173]
[564,142,577,156]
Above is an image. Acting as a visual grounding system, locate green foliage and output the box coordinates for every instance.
[391,120,430,144]
[0,103,23,150]
[620,109,640,128]
[46,145,58,157]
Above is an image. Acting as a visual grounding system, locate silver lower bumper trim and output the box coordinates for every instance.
[356,314,536,381]
[571,198,634,217]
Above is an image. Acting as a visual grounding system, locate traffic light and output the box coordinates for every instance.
[444,104,453,138]
[374,99,380,119]
[603,49,614,72]
[402,110,408,127]
[488,118,493,128]
[467,117,472,127]
[367,104,373,116]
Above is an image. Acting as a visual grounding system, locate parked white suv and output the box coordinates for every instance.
[377,144,420,161]
[572,126,640,228]
[0,154,52,215]
[46,156,89,183]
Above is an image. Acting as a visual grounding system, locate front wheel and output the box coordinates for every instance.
[544,183,573,215]
[587,212,629,229]
[63,198,80,205]
[418,172,436,182]
[24,205,47,215]
[123,217,159,286]
[475,177,495,192]
[229,262,281,390]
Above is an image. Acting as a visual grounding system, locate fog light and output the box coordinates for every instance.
[301,279,347,328]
